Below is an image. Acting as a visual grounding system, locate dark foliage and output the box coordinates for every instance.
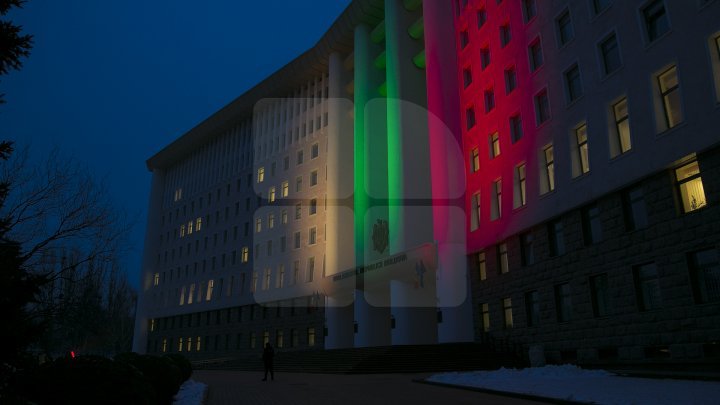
[0,0,33,103]
[115,353,182,405]
[165,353,193,382]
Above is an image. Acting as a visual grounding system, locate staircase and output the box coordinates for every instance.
[192,343,527,374]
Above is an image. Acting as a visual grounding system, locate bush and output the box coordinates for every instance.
[115,352,182,404]
[165,353,192,382]
[20,355,156,404]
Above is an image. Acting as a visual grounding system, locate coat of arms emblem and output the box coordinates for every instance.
[372,219,389,254]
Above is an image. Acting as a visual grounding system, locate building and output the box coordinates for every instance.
[134,0,720,366]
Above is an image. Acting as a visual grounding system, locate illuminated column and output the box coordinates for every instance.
[424,0,474,343]
[325,51,355,349]
[354,23,391,347]
[386,0,437,345]
[132,169,166,353]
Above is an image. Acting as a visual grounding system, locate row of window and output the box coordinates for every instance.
[256,142,320,183]
[480,247,719,332]
[153,327,317,354]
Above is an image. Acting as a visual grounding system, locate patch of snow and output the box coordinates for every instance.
[428,365,720,405]
[173,379,207,405]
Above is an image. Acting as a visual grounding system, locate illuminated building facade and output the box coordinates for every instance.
[134,0,720,366]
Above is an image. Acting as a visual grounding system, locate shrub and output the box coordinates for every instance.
[115,352,182,405]
[165,353,192,382]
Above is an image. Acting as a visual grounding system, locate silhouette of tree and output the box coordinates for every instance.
[0,0,33,104]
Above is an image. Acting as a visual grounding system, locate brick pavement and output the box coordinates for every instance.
[193,370,548,405]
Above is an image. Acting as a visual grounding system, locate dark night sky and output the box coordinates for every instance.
[1,0,352,289]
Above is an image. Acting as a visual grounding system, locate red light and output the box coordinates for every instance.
[70,351,75,359]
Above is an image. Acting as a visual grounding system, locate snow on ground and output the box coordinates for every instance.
[427,365,720,405]
[173,379,207,405]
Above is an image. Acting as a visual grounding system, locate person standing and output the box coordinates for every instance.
[262,342,274,381]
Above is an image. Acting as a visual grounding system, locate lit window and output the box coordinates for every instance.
[470,147,480,172]
[282,181,289,197]
[504,66,517,94]
[510,114,523,143]
[543,145,555,193]
[497,242,508,274]
[255,218,262,233]
[196,217,202,231]
[599,33,621,75]
[480,46,490,70]
[470,192,480,231]
[187,221,193,235]
[642,0,669,42]
[309,227,317,245]
[634,263,661,311]
[251,272,258,293]
[307,328,316,347]
[489,132,500,158]
[477,252,486,281]
[188,284,195,304]
[658,66,683,129]
[491,179,502,220]
[500,23,511,47]
[688,249,720,304]
[206,279,214,301]
[529,39,543,71]
[525,291,539,326]
[675,161,706,213]
[480,303,490,331]
[257,167,265,183]
[565,64,583,103]
[268,213,275,229]
[241,247,249,263]
[555,283,572,322]
[534,89,550,125]
[269,187,276,203]
[196,336,202,351]
[153,273,160,286]
[514,164,527,208]
[310,170,318,186]
[178,337,183,352]
[556,9,574,46]
[502,297,513,328]
[612,97,632,156]
[575,124,590,175]
[180,224,185,238]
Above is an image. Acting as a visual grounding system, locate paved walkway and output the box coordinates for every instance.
[193,370,548,405]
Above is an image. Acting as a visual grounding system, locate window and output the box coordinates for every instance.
[504,66,517,94]
[688,249,720,303]
[514,164,526,208]
[491,179,502,220]
[281,209,288,224]
[306,257,315,282]
[497,242,508,274]
[480,46,490,70]
[543,145,555,193]
[251,272,258,293]
[477,252,486,281]
[590,273,610,317]
[623,185,648,230]
[294,231,301,249]
[250,332,256,349]
[153,273,160,286]
[297,150,304,165]
[309,227,317,245]
[525,291,539,326]
[520,232,534,266]
[575,124,590,175]
[276,330,284,348]
[281,181,289,197]
[477,8,486,28]
[522,0,537,22]
[529,39,543,71]
[295,203,302,220]
[565,64,583,103]
[500,23,511,47]
[463,66,472,88]
[291,329,299,347]
[555,283,572,322]
[548,219,565,256]
[293,261,300,284]
[643,0,669,42]
[206,279,214,301]
[592,0,611,14]
[257,167,265,183]
[556,9,574,46]
[309,198,317,215]
[263,268,271,290]
[509,115,523,143]
[470,192,481,231]
[612,97,632,156]
[489,132,500,158]
[502,298,513,328]
[534,89,550,125]
[658,66,683,129]
[277,265,285,288]
[480,303,490,332]
[310,170,318,186]
[295,176,303,192]
[196,217,202,231]
[255,218,262,233]
[283,156,289,170]
[466,106,476,130]
[307,328,316,347]
[311,143,319,159]
[460,29,469,49]
[241,247,249,263]
[599,34,621,75]
[581,204,602,245]
[634,263,661,311]
[470,147,480,173]
[269,187,276,203]
[675,161,706,213]
[484,88,495,112]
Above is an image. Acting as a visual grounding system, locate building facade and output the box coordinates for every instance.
[134,0,720,366]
